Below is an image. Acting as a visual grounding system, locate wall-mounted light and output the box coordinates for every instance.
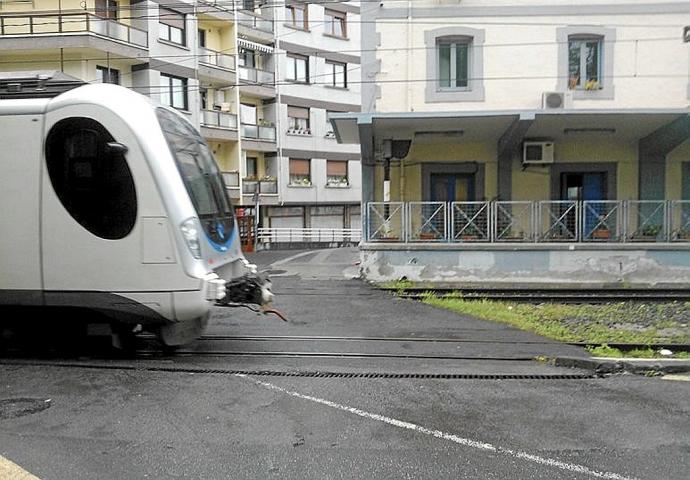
[563,128,616,135]
[414,130,464,139]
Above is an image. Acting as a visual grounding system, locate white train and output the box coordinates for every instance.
[0,74,271,346]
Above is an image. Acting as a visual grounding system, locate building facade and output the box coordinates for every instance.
[0,0,361,245]
[331,0,690,287]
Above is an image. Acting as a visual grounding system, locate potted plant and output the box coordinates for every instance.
[592,227,611,240]
[636,224,662,240]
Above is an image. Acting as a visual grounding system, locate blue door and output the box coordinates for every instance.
[562,173,607,238]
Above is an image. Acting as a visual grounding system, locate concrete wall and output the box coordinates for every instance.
[360,244,690,287]
[372,1,690,112]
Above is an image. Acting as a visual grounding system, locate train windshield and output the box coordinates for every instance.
[156,108,235,249]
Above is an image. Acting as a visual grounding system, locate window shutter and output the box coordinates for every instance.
[327,160,347,176]
[289,159,310,175]
[287,106,309,119]
[159,7,185,29]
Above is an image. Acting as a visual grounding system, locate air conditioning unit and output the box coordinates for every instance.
[542,91,572,109]
[523,141,555,165]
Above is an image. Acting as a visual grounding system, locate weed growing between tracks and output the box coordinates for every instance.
[421,293,689,357]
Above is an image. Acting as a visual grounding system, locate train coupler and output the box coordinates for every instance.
[216,273,288,322]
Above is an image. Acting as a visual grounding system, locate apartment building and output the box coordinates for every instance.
[270,1,362,232]
[0,0,361,242]
[331,0,690,287]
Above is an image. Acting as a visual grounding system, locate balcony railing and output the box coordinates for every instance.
[238,66,275,85]
[364,200,690,244]
[237,10,274,33]
[241,178,277,195]
[241,124,276,142]
[258,228,362,244]
[222,171,240,188]
[0,12,148,47]
[199,47,236,71]
[201,110,237,129]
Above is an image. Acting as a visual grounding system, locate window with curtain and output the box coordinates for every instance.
[159,7,186,45]
[568,37,602,90]
[240,103,257,125]
[159,73,187,110]
[437,38,470,89]
[239,48,256,69]
[326,160,348,187]
[285,54,309,83]
[287,106,310,133]
[325,61,346,88]
[289,158,311,186]
[324,9,346,38]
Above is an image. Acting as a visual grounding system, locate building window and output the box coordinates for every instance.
[245,156,258,179]
[286,53,309,83]
[198,29,206,47]
[425,27,485,103]
[285,3,308,30]
[159,73,188,110]
[159,7,186,45]
[568,37,602,90]
[287,106,310,134]
[324,9,346,38]
[239,48,256,69]
[96,0,118,20]
[325,60,346,88]
[289,158,311,186]
[96,66,120,85]
[326,160,348,187]
[438,40,469,89]
[557,27,615,100]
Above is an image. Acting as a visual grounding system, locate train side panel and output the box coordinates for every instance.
[0,111,44,304]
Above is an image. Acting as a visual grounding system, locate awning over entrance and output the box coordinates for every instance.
[330,109,690,166]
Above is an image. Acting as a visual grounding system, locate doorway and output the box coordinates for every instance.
[430,173,475,202]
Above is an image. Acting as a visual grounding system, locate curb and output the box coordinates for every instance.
[553,357,690,375]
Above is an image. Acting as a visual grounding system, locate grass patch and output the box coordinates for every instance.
[421,295,690,359]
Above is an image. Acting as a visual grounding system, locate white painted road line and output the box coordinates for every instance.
[239,374,637,480]
[0,455,40,480]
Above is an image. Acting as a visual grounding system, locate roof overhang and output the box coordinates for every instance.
[330,109,690,163]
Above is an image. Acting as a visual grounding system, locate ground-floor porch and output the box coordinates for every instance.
[331,109,690,287]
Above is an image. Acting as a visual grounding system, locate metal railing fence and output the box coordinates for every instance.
[363,200,689,243]
[257,228,361,244]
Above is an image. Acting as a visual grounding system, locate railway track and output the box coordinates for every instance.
[132,334,689,356]
[389,288,690,303]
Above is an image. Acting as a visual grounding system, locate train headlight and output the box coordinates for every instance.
[180,217,202,259]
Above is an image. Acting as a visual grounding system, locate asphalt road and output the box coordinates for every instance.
[1,247,689,480]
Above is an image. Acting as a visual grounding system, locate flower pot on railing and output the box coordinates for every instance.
[592,228,611,240]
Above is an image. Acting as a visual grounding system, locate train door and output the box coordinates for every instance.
[40,106,168,298]
[0,111,44,304]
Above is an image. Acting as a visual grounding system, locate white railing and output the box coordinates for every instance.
[201,110,237,129]
[258,228,362,243]
[241,124,276,141]
[238,66,275,85]
[0,13,148,47]
[363,200,689,243]
[199,47,236,71]
[237,10,274,33]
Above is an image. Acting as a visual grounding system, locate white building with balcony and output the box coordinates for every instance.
[259,0,362,235]
[331,0,690,288]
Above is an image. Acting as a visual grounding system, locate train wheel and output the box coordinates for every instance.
[154,313,209,348]
[110,324,140,352]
